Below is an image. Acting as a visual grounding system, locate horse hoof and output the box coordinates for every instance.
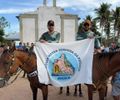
[73,93,77,96]
[66,92,70,96]
[79,93,83,97]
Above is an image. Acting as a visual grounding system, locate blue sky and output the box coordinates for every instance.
[0,0,120,34]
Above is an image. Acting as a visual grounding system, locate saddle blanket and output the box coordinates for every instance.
[34,39,94,87]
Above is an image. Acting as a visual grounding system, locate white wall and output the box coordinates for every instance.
[63,19,76,42]
[37,7,63,39]
[22,18,36,43]
[20,7,78,43]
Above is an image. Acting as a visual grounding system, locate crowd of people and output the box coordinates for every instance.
[16,42,34,52]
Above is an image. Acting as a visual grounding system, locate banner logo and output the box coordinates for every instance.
[46,49,81,81]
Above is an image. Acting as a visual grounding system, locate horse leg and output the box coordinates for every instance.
[66,86,70,96]
[79,84,83,97]
[98,86,107,100]
[30,86,38,100]
[105,86,108,97]
[113,96,120,100]
[74,85,77,96]
[41,85,48,100]
[59,87,63,94]
[22,71,26,78]
[87,84,93,100]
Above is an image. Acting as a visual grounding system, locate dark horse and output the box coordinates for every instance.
[1,49,120,100]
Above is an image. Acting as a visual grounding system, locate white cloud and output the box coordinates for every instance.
[0,8,35,14]
[56,0,120,19]
[0,0,120,15]
[57,0,99,8]
[0,0,120,17]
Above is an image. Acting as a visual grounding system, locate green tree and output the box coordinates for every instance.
[116,19,120,36]
[0,16,10,42]
[85,15,92,21]
[91,20,99,35]
[0,16,9,29]
[95,3,111,38]
[78,22,84,33]
[112,7,120,38]
[0,29,4,42]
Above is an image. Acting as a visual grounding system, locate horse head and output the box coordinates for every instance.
[8,51,23,75]
[0,44,17,87]
[0,49,14,87]
[8,50,37,76]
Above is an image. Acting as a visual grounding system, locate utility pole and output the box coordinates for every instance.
[53,0,56,7]
[43,0,47,6]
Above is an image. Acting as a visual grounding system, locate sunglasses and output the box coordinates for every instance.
[84,23,90,26]
[48,24,54,26]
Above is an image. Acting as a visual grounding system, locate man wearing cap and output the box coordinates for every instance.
[39,20,60,43]
[76,20,101,52]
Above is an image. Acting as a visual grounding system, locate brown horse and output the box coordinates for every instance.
[90,51,120,100]
[0,49,48,100]
[1,49,120,100]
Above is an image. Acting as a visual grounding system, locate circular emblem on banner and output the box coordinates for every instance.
[46,49,81,82]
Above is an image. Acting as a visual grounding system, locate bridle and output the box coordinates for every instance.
[0,50,18,85]
[8,51,38,78]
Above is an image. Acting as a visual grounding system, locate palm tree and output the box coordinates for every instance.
[104,21,110,37]
[95,3,111,39]
[85,15,92,21]
[78,23,83,33]
[112,7,120,40]
[116,19,120,36]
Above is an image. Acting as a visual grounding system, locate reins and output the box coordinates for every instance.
[10,51,37,78]
[6,69,23,85]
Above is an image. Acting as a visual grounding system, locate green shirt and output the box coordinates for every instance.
[76,30,94,40]
[39,31,60,43]
[76,30,100,49]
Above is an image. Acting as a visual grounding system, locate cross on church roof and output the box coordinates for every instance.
[43,0,47,6]
[43,0,56,7]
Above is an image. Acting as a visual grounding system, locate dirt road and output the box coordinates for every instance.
[0,75,113,100]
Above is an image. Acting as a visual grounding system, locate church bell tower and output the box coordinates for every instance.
[43,0,56,7]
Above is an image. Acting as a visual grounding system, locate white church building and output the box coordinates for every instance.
[18,0,79,43]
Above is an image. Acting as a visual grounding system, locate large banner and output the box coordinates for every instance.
[34,39,94,87]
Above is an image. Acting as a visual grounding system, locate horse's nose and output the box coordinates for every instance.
[0,77,5,88]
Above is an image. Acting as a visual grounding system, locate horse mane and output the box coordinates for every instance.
[95,50,120,60]
[16,49,36,57]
